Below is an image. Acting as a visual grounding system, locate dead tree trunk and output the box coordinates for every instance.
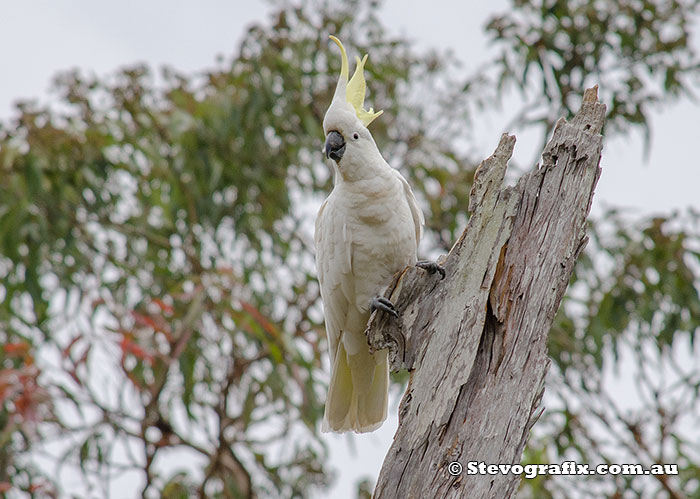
[366,87,606,498]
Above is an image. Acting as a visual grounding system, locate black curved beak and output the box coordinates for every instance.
[324,131,346,162]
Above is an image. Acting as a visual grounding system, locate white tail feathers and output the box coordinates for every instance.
[322,339,388,433]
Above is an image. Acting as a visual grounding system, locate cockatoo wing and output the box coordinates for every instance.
[314,197,353,363]
[395,169,424,249]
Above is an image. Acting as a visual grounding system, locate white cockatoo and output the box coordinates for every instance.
[315,36,440,433]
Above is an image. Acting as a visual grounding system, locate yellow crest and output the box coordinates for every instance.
[329,35,383,127]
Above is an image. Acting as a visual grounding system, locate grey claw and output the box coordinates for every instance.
[370,296,399,318]
[416,260,446,279]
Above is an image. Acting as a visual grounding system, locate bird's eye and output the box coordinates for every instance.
[353,132,359,140]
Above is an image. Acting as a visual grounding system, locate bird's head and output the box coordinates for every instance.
[322,36,383,172]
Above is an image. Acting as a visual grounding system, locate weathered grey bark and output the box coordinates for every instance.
[367,87,605,498]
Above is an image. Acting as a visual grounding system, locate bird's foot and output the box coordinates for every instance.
[416,260,446,279]
[369,296,399,318]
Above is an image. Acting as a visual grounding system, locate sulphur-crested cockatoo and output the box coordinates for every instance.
[315,36,440,433]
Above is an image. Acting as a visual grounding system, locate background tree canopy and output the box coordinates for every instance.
[1,0,699,497]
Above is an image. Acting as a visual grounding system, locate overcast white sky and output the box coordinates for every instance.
[2,1,699,498]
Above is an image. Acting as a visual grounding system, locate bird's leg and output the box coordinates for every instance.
[369,295,399,318]
[416,260,446,279]
[367,295,405,364]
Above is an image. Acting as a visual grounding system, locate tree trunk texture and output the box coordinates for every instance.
[367,87,606,498]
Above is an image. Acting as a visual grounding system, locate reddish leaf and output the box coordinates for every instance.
[151,298,174,315]
[119,337,154,365]
[132,311,159,330]
[132,310,171,338]
[3,342,30,357]
[0,382,14,404]
[11,371,48,424]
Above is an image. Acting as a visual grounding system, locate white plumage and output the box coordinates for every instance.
[315,36,424,433]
